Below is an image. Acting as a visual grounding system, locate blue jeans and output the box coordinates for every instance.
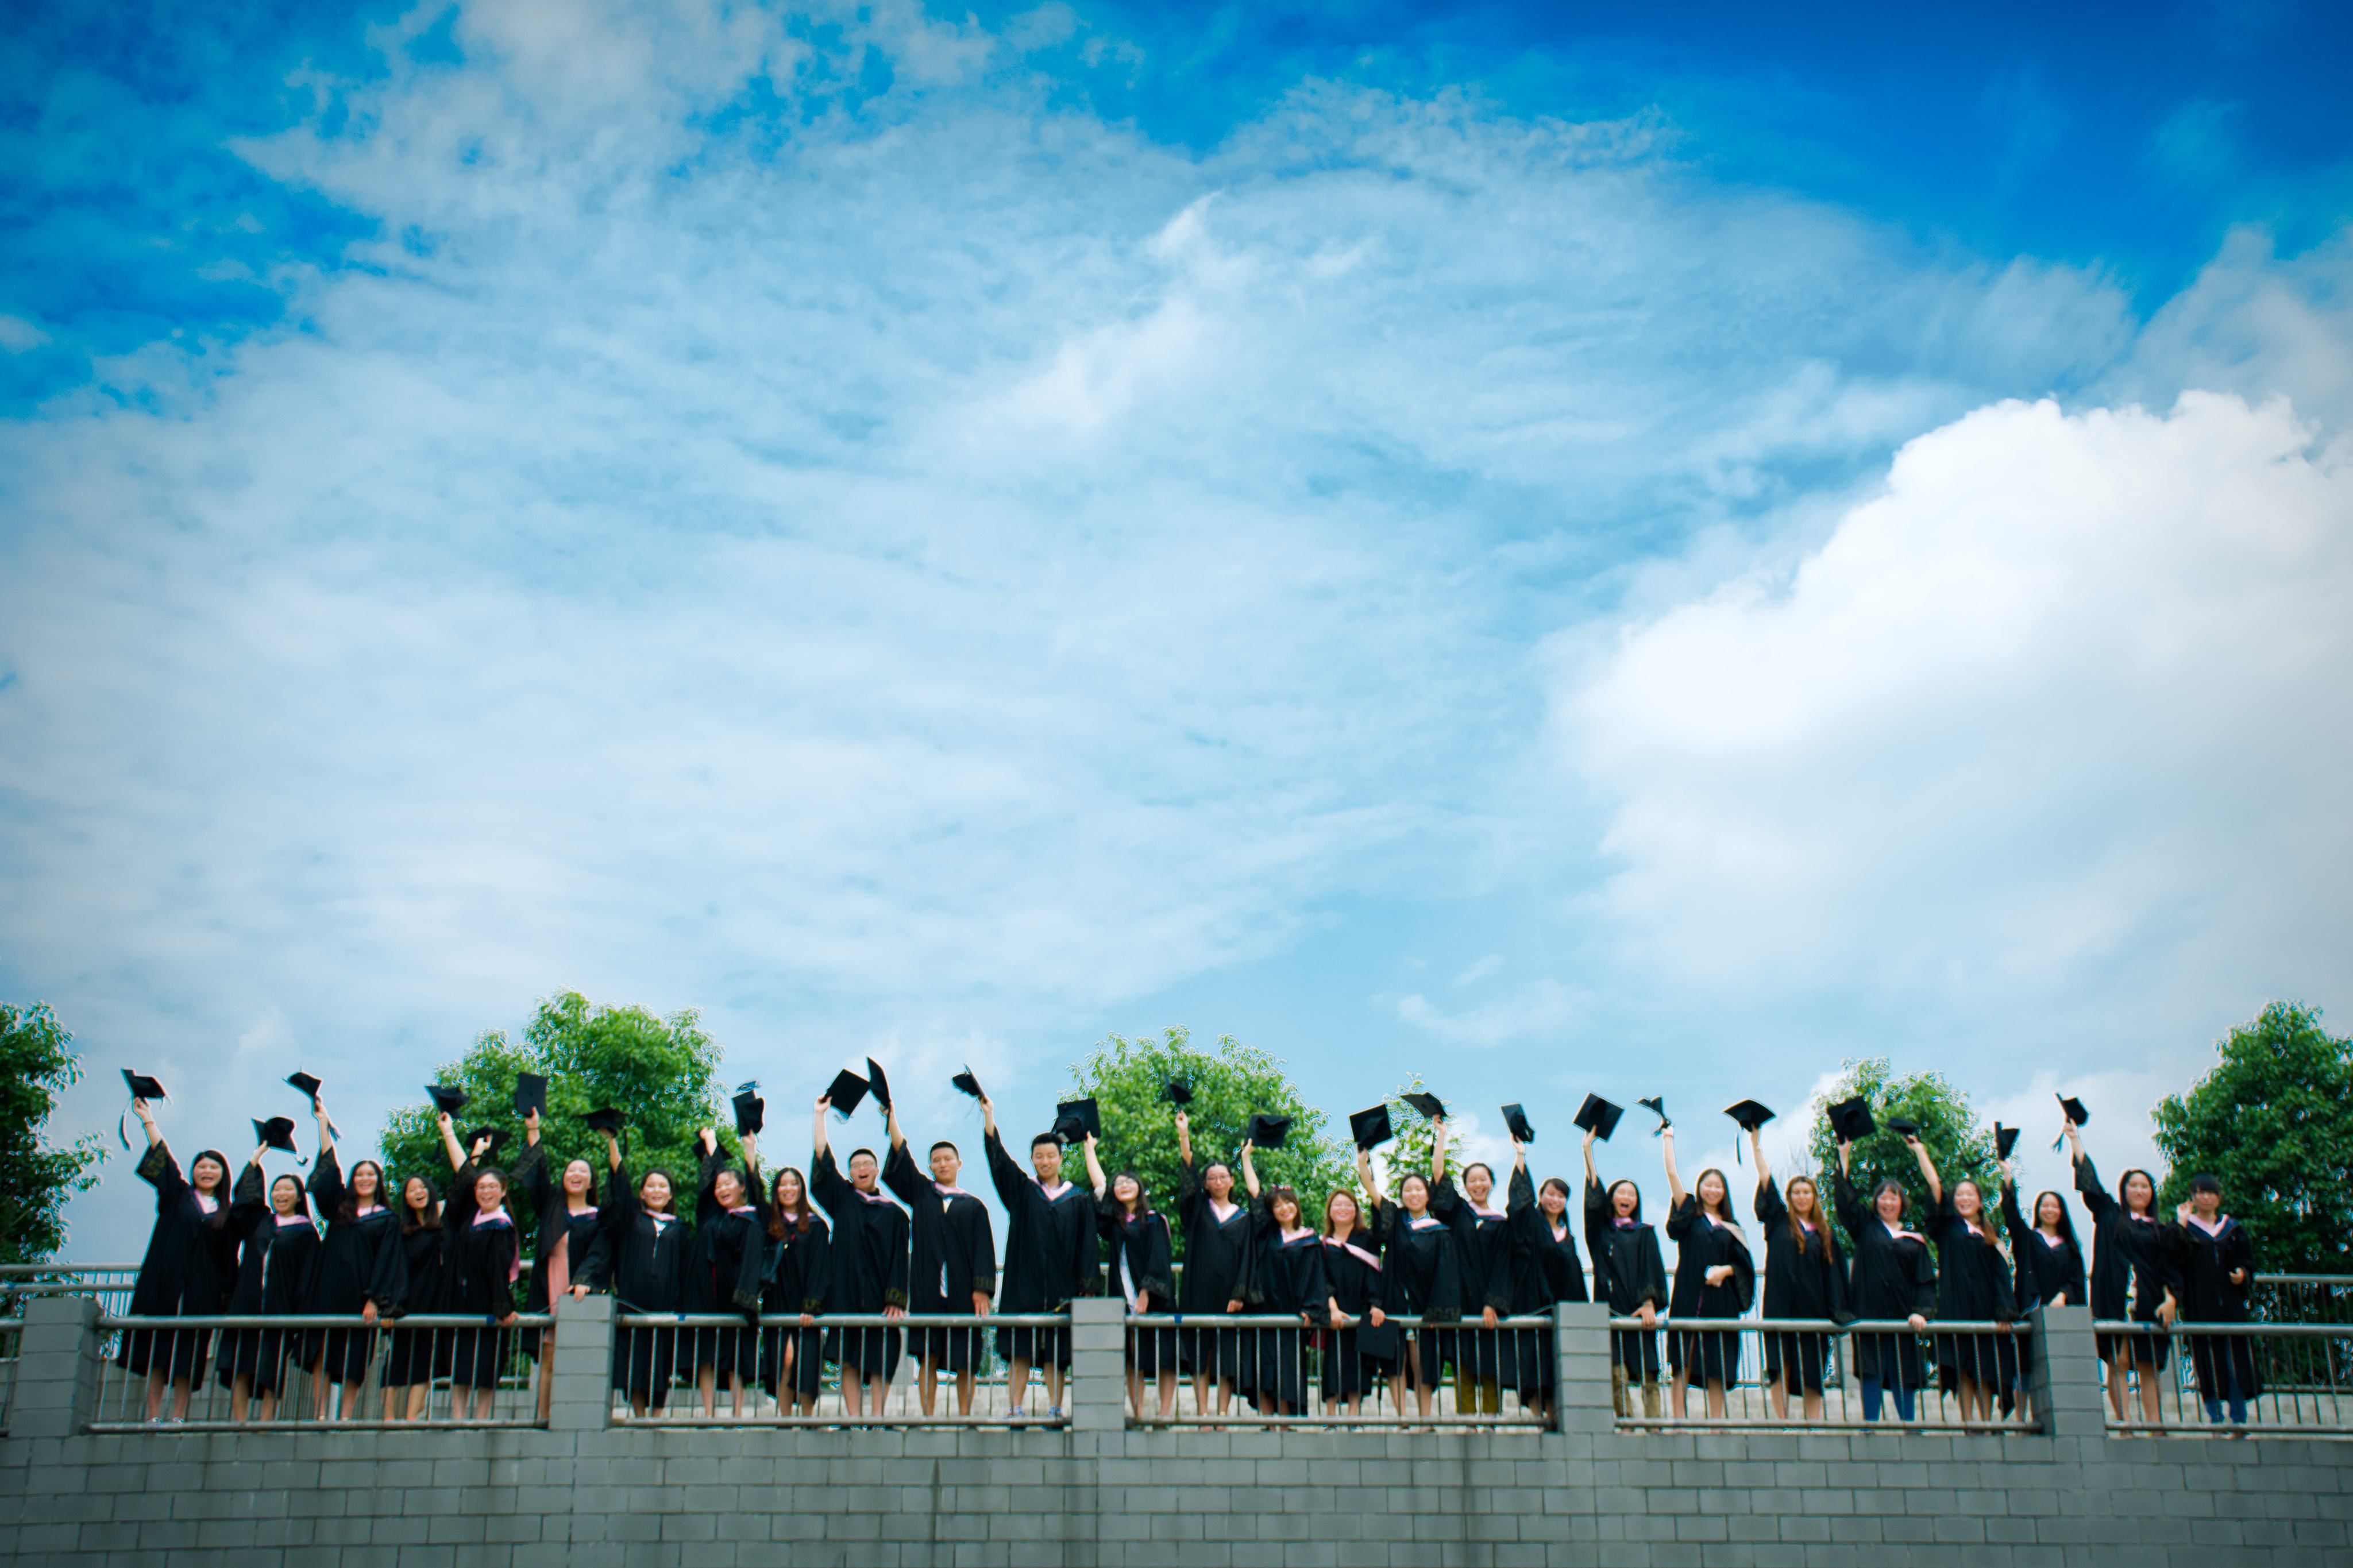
[2203,1363,2247,1425]
[1860,1376,1915,1422]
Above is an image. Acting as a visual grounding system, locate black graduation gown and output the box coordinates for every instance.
[2166,1215,2261,1404]
[307,1149,407,1382]
[1664,1195,1754,1384]
[1832,1171,1937,1389]
[1927,1190,2018,1391]
[441,1163,520,1389]
[1432,1175,1514,1384]
[1098,1200,1176,1375]
[758,1210,831,1400]
[811,1148,912,1378]
[216,1163,322,1395]
[118,1143,238,1382]
[1503,1166,1587,1399]
[515,1139,612,1360]
[1754,1179,1846,1393]
[1997,1181,2086,1392]
[1376,1199,1461,1383]
[1319,1210,1390,1400]
[882,1141,998,1373]
[1173,1156,1253,1381]
[1241,1202,1329,1409]
[383,1218,450,1388]
[603,1164,693,1404]
[686,1149,766,1381]
[2076,1153,2174,1369]
[984,1130,1094,1368]
[1585,1176,1667,1379]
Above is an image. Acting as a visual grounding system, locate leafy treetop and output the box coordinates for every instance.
[0,1002,105,1269]
[1805,1057,1999,1253]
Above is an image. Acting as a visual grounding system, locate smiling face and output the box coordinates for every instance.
[403,1176,434,1216]
[1113,1173,1140,1209]
[1463,1163,1492,1203]
[1203,1162,1233,1200]
[473,1171,506,1210]
[2036,1192,2065,1229]
[1610,1180,1638,1219]
[269,1175,303,1215]
[1954,1180,1984,1220]
[1401,1172,1431,1215]
[1698,1169,1727,1211]
[191,1155,226,1195]
[929,1142,961,1185]
[350,1161,383,1204]
[1538,1177,1570,1219]
[1874,1184,1905,1223]
[2123,1171,2156,1215]
[562,1159,595,1197]
[641,1171,674,1212]
[2192,1187,2223,1219]
[1326,1191,1359,1233]
[1786,1177,1819,1225]
[713,1168,745,1208]
[773,1170,803,1210]
[1272,1192,1301,1229]
[849,1150,880,1192]
[1029,1140,1063,1184]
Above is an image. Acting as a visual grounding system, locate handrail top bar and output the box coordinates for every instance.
[103,1313,556,1328]
[1607,1316,2020,1331]
[1123,1312,1552,1328]
[2091,1318,2353,1338]
[614,1312,1069,1327]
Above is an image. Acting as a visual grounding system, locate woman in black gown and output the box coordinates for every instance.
[1832,1134,1936,1423]
[1237,1142,1334,1418]
[1661,1127,1754,1419]
[1914,1139,2018,1424]
[2166,1174,2260,1426]
[434,1113,520,1422]
[1083,1134,1178,1420]
[687,1127,765,1419]
[216,1145,321,1423]
[1750,1126,1845,1423]
[759,1166,830,1417]
[302,1093,403,1420]
[515,1107,611,1422]
[2065,1121,2177,1424]
[1319,1152,1390,1418]
[603,1130,693,1418]
[381,1173,447,1420]
[1172,1107,1252,1420]
[2000,1155,2087,1424]
[1371,1166,1460,1423]
[1427,1115,1515,1418]
[1504,1138,1588,1423]
[118,1096,237,1423]
[1584,1128,1667,1420]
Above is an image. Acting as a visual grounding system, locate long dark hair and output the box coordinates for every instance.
[188,1149,233,1219]
[399,1173,443,1234]
[1267,1185,1307,1230]
[1781,1175,1834,1259]
[767,1167,815,1241]
[338,1159,388,1225]
[1606,1178,1643,1222]
[2118,1168,2159,1218]
[1110,1171,1154,1219]
[2030,1189,2079,1252]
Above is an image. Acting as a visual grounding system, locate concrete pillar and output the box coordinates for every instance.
[2024,1303,2108,1439]
[1066,1299,1125,1432]
[8,1293,102,1440]
[1554,1300,1615,1434]
[546,1291,615,1431]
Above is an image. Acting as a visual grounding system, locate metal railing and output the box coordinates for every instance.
[608,1312,1073,1425]
[0,1265,141,1319]
[2250,1275,2353,1326]
[0,1316,20,1432]
[90,1314,554,1430]
[1607,1318,2036,1431]
[1122,1313,1556,1427]
[2094,1318,2353,1436]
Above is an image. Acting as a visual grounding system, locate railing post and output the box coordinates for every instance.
[1555,1301,1614,1434]
[1067,1300,1125,1432]
[9,1293,101,1439]
[2025,1304,2107,1439]
[546,1294,615,1431]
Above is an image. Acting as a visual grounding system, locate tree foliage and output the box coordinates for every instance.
[1805,1058,1998,1253]
[1380,1075,1461,1189]
[1065,1027,1353,1260]
[2154,1001,2353,1277]
[0,1002,105,1268]
[376,992,730,1242]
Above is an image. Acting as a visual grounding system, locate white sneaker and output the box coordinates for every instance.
[1046,1405,1063,1420]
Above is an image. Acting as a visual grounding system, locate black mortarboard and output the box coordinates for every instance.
[1994,1122,2020,1160]
[1725,1099,1775,1132]
[1056,1098,1102,1141]
[426,1083,469,1116]
[1356,1315,1400,1363]
[2056,1095,2089,1127]
[582,1106,625,1136]
[1828,1095,1875,1142]
[287,1071,325,1101]
[512,1073,547,1119]
[1051,1113,1085,1144]
[1348,1104,1394,1150]
[124,1069,167,1100]
[1246,1112,1293,1150]
[865,1058,892,1113]
[1164,1080,1194,1106]
[1638,1095,1671,1134]
[253,1116,299,1154]
[1501,1103,1536,1144]
[950,1065,984,1100]
[1887,1116,1920,1140]
[732,1083,765,1136]
[1573,1094,1623,1141]
[462,1126,510,1164]
[1402,1091,1446,1120]
[824,1068,870,1118]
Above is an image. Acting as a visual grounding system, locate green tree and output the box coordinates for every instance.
[1381,1075,1461,1188]
[2154,1001,2353,1277]
[377,992,730,1242]
[1066,1027,1353,1260]
[0,1003,105,1268]
[1806,1058,1998,1253]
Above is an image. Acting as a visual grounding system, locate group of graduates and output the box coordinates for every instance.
[110,1066,2265,1429]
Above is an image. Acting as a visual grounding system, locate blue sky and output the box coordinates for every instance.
[5,0,2351,1256]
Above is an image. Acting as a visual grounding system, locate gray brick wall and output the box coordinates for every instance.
[6,1293,2346,1566]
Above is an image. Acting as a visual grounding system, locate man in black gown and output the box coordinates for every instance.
[884,1103,998,1417]
[811,1095,912,1419]
[981,1094,1096,1419]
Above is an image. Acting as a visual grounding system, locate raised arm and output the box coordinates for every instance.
[1239,1140,1263,1199]
[132,1098,165,1152]
[811,1096,832,1163]
[1083,1133,1108,1199]
[1908,1134,1941,1207]
[1583,1126,1600,1186]
[1356,1146,1383,1210]
[437,1111,468,1174]
[1430,1116,1449,1183]
[2070,1136,2113,1219]
[310,1092,335,1161]
[885,1102,906,1156]
[980,1092,999,1144]
[1831,1153,1868,1239]
[1174,1108,1193,1169]
[1661,1126,1685,1207]
[1749,1127,1770,1185]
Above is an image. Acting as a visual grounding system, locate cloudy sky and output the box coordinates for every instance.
[6,0,2351,1257]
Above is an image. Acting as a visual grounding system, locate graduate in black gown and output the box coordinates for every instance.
[1503,1141,1589,1423]
[1237,1142,1336,1417]
[1914,1139,2018,1424]
[382,1172,448,1420]
[1318,1150,1391,1418]
[2166,1174,2261,1426]
[810,1094,912,1419]
[434,1113,521,1421]
[2065,1121,2177,1425]
[1373,1167,1461,1423]
[1750,1127,1846,1423]
[2000,1156,2087,1424]
[1426,1114,1515,1418]
[216,1145,321,1423]
[514,1109,611,1423]
[1584,1129,1667,1420]
[1661,1127,1754,1420]
[302,1092,403,1420]
[980,1092,1095,1420]
[1833,1136,1937,1423]
[1082,1133,1178,1420]
[758,1166,831,1416]
[1172,1107,1253,1418]
[883,1104,997,1419]
[603,1133,693,1416]
[687,1127,766,1419]
[118,1096,237,1423]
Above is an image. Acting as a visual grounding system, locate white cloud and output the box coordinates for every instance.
[1391,979,1571,1047]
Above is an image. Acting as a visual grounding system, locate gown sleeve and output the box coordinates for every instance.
[1664,1192,1697,1242]
[602,1163,639,1233]
[1727,1230,1758,1311]
[983,1129,1027,1211]
[1832,1169,1868,1243]
[1754,1178,1787,1231]
[1424,1229,1463,1324]
[967,1203,998,1302]
[2074,1153,2115,1223]
[884,1208,911,1310]
[574,1221,613,1292]
[1908,1238,1939,1320]
[1583,1176,1610,1259]
[880,1141,922,1208]
[808,1147,848,1218]
[1637,1229,1668,1311]
[367,1212,407,1309]
[1999,1180,2027,1252]
[309,1148,346,1216]
[1139,1215,1176,1306]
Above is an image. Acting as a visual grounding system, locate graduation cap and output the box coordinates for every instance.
[2052,1093,2088,1150]
[1402,1091,1446,1120]
[1638,1095,1672,1134]
[119,1071,167,1150]
[512,1073,547,1120]
[1164,1080,1194,1107]
[1828,1095,1876,1142]
[287,1071,325,1102]
[950,1065,985,1100]
[426,1083,470,1117]
[253,1116,300,1154]
[1501,1103,1536,1144]
[1887,1116,1921,1141]
[582,1106,625,1137]
[1348,1103,1394,1151]
[1725,1099,1773,1162]
[1573,1094,1623,1142]
[462,1126,510,1164]
[1246,1112,1293,1150]
[1056,1098,1102,1142]
[1994,1122,2020,1160]
[823,1068,870,1119]
[732,1082,765,1137]
[865,1057,893,1113]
